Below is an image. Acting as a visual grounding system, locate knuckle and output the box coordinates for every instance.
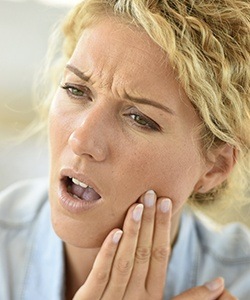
[142,212,154,223]
[114,257,133,275]
[135,246,151,263]
[152,245,170,262]
[126,225,139,237]
[95,270,109,285]
[102,247,115,260]
[156,215,168,226]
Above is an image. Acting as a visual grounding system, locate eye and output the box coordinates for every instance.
[60,83,91,100]
[128,111,161,132]
[131,114,148,126]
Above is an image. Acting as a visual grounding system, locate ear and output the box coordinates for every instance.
[194,143,237,193]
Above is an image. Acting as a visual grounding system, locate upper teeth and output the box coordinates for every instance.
[72,178,88,188]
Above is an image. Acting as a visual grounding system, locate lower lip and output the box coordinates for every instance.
[58,180,103,214]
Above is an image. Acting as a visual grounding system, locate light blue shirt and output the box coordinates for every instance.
[1,179,250,299]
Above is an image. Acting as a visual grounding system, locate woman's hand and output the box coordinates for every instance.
[173,278,238,300]
[73,190,236,300]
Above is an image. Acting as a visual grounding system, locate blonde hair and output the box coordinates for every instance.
[36,0,250,210]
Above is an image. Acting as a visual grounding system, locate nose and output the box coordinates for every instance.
[68,107,110,162]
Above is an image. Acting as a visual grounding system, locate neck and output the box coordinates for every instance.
[64,244,100,300]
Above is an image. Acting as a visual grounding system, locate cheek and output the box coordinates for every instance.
[48,98,72,161]
[119,142,203,212]
[156,156,202,211]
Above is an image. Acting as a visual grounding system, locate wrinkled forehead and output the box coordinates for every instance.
[70,17,170,79]
[65,18,196,121]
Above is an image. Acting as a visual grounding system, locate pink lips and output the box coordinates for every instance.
[57,169,103,214]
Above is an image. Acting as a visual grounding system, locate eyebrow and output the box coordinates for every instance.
[66,64,91,82]
[66,63,176,116]
[124,92,176,116]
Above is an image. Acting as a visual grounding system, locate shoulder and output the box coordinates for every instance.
[0,179,62,300]
[166,207,250,298]
[0,178,49,226]
[192,208,250,262]
[186,208,250,298]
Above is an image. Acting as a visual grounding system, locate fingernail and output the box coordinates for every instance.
[160,198,171,213]
[133,204,144,222]
[205,277,224,291]
[112,230,123,244]
[144,190,156,207]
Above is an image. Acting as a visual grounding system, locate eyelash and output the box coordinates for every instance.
[60,83,91,100]
[125,111,161,131]
[60,84,161,132]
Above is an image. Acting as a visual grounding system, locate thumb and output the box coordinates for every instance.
[173,277,224,300]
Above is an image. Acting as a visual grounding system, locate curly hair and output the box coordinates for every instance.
[37,0,250,209]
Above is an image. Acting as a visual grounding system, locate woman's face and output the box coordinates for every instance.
[49,18,207,248]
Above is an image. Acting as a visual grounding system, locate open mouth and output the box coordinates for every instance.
[65,176,101,201]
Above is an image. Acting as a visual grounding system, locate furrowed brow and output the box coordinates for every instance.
[66,64,176,116]
[66,64,90,82]
[125,92,176,116]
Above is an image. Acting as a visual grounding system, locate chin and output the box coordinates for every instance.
[50,200,125,249]
[51,213,108,248]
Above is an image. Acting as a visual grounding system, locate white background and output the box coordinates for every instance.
[0,0,73,190]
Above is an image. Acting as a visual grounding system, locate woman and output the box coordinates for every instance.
[0,0,249,299]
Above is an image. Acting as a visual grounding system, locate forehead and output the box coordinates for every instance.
[69,18,170,81]
[67,18,198,120]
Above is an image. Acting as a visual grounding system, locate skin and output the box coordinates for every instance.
[49,19,206,249]
[48,18,237,299]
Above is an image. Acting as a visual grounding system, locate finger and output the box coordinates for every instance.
[173,277,225,300]
[73,229,123,300]
[146,198,172,296]
[102,203,144,298]
[218,289,238,300]
[127,190,156,288]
